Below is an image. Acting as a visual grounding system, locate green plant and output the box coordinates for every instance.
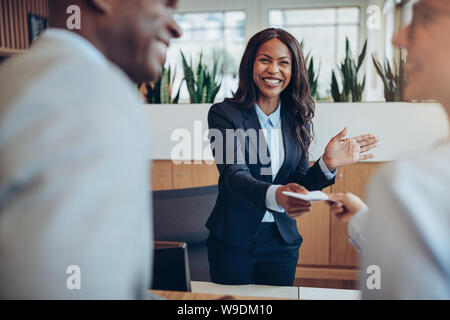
[301,40,321,99]
[331,38,367,102]
[140,65,181,104]
[306,54,320,99]
[372,54,405,102]
[181,50,223,104]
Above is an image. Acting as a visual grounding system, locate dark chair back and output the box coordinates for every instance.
[152,241,191,292]
[152,185,218,282]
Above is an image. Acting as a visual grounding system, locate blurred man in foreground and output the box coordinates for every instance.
[0,0,181,299]
[328,0,450,299]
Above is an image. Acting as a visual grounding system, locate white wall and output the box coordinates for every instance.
[146,103,450,162]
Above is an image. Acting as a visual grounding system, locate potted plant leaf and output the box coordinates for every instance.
[301,40,321,100]
[372,54,406,102]
[331,38,367,102]
[181,50,223,104]
[139,65,182,104]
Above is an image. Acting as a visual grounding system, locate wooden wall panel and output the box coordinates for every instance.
[30,0,35,15]
[296,186,332,266]
[12,0,20,49]
[0,0,5,47]
[35,0,41,15]
[5,0,10,48]
[24,0,31,46]
[7,0,14,49]
[38,0,44,16]
[8,0,13,48]
[329,162,383,267]
[20,0,28,49]
[16,0,23,49]
[3,0,10,48]
[0,0,49,55]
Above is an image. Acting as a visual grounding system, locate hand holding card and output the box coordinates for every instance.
[275,183,313,219]
[282,190,330,202]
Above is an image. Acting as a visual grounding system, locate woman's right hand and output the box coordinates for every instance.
[275,183,312,219]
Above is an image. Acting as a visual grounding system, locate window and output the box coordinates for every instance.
[166,11,246,103]
[269,7,361,99]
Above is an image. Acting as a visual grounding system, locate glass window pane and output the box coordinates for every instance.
[224,28,246,43]
[221,43,245,76]
[268,10,284,27]
[283,8,336,25]
[168,11,246,103]
[183,29,219,42]
[225,11,245,28]
[175,12,223,30]
[337,7,360,24]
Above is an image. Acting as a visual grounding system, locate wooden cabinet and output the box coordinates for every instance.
[151,160,173,191]
[151,160,219,191]
[150,160,385,289]
[296,186,331,266]
[294,162,384,288]
[172,163,196,190]
[329,163,382,267]
[295,163,382,268]
[172,161,218,190]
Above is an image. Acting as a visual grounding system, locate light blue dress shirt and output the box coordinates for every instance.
[254,102,337,223]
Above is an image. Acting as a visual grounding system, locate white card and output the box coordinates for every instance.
[282,190,330,202]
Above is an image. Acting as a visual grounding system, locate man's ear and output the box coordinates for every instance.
[86,0,113,13]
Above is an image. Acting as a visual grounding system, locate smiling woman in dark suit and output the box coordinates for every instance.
[206,28,380,286]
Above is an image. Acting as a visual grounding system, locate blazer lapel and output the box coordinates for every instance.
[242,107,272,183]
[273,106,298,185]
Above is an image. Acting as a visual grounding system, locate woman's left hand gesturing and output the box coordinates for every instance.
[322,127,380,171]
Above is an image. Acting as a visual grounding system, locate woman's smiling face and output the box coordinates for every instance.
[253,38,293,100]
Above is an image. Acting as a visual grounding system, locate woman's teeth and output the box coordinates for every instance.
[263,78,282,86]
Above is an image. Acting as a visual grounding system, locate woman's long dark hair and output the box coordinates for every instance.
[226,28,315,156]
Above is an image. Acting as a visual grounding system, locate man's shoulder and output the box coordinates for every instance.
[0,40,148,148]
[365,145,450,277]
[374,144,450,185]
[0,39,139,111]
[368,144,450,213]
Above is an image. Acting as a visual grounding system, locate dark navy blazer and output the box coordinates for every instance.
[206,101,335,247]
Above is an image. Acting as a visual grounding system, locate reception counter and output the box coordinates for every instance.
[146,102,449,289]
[146,102,449,163]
